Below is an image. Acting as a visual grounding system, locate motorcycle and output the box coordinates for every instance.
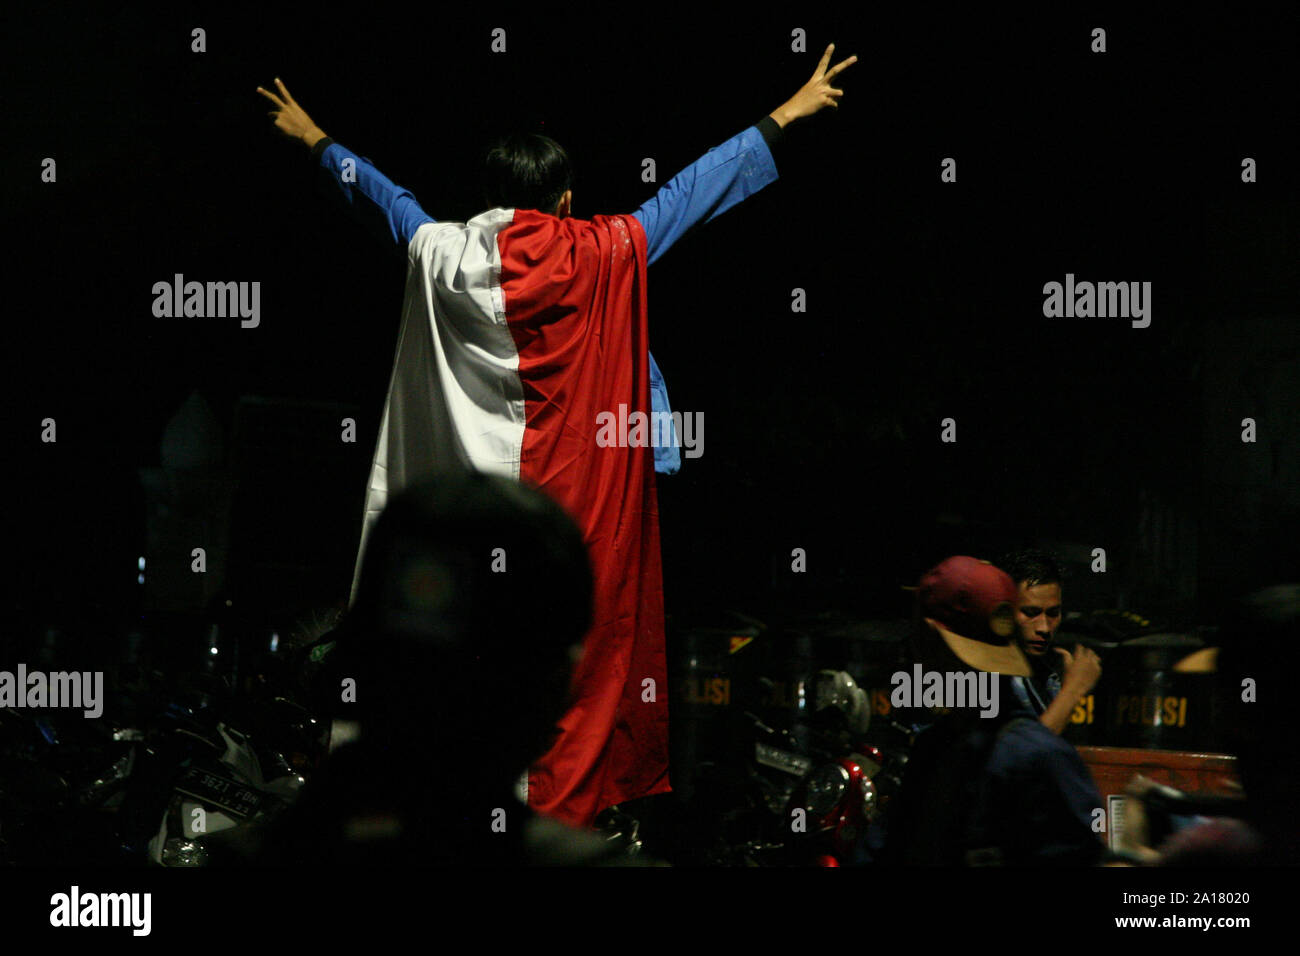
[707,669,880,865]
[121,696,323,865]
[0,664,325,866]
[782,670,880,865]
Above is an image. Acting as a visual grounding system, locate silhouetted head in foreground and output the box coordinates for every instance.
[345,470,592,775]
[481,132,574,218]
[250,472,607,865]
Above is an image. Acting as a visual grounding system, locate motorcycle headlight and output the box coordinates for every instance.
[161,838,208,866]
[805,764,850,817]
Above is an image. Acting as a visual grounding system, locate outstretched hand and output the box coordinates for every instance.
[772,44,858,127]
[257,77,328,149]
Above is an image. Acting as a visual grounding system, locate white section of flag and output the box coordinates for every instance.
[349,209,525,606]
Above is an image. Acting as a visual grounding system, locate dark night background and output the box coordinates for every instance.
[5,6,1297,642]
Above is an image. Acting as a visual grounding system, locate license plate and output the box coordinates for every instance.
[175,767,273,820]
[754,742,812,777]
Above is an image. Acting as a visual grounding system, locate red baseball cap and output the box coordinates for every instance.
[916,556,1030,676]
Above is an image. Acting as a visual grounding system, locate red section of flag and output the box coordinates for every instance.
[499,210,671,826]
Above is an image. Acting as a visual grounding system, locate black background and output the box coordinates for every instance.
[6,5,1297,633]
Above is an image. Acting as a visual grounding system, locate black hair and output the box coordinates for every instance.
[998,548,1065,589]
[352,469,592,651]
[481,132,573,214]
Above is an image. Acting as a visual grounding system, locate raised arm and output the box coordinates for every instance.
[257,78,434,249]
[633,44,857,265]
[632,122,781,267]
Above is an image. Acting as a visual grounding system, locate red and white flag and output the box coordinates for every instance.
[350,207,670,827]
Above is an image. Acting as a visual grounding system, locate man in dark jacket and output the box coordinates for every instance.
[882,556,1104,865]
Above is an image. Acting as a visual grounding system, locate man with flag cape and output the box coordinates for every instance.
[257,44,856,826]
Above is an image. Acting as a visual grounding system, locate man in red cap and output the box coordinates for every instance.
[881,556,1103,865]
[915,555,1030,680]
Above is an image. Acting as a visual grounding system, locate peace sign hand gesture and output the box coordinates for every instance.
[256,77,328,149]
[772,44,858,128]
